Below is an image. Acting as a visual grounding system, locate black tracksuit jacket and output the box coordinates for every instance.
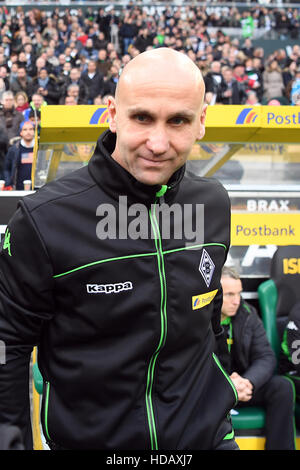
[0,130,237,450]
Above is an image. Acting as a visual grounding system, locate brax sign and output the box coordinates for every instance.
[87,281,133,294]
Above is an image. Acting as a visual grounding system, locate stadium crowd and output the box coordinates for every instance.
[0,3,299,182]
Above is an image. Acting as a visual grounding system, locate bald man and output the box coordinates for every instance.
[0,48,236,450]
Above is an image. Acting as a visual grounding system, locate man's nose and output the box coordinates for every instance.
[146,126,170,155]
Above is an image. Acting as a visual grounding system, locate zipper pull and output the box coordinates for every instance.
[155,185,169,199]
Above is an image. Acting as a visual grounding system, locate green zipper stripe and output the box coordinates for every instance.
[163,242,227,255]
[145,202,169,450]
[52,243,227,279]
[282,375,298,450]
[53,252,156,278]
[44,381,51,441]
[212,353,238,405]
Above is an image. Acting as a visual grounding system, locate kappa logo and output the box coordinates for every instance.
[87,281,133,294]
[199,249,215,287]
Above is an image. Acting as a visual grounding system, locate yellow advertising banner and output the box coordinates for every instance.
[231,212,300,246]
[40,105,300,144]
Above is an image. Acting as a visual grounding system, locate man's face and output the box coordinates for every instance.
[108,58,206,186]
[17,68,26,80]
[221,276,243,319]
[69,86,79,98]
[32,95,43,109]
[70,69,79,81]
[3,95,14,109]
[39,69,48,80]
[20,122,35,143]
[88,61,96,73]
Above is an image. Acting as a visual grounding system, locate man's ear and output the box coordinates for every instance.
[107,96,117,133]
[197,104,207,141]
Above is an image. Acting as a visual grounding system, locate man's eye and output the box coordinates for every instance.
[134,114,149,123]
[170,117,188,125]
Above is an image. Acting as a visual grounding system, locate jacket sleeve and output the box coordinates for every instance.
[211,181,231,368]
[242,307,277,391]
[0,201,55,449]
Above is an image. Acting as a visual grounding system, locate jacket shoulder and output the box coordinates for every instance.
[182,171,231,205]
[22,166,96,214]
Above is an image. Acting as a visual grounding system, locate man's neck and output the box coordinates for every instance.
[21,138,34,148]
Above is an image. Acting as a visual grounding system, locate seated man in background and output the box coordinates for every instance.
[217,266,296,450]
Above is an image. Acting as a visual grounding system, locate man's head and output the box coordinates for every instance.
[2,91,15,110]
[17,67,27,80]
[39,68,48,80]
[221,266,242,321]
[67,84,79,98]
[20,120,35,144]
[31,93,44,110]
[69,67,80,82]
[107,48,207,186]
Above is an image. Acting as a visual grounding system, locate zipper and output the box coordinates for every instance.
[212,353,238,406]
[43,381,51,442]
[145,194,168,450]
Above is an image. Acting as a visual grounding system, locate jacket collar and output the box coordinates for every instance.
[88,130,185,205]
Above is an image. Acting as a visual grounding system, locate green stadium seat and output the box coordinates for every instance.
[231,407,266,430]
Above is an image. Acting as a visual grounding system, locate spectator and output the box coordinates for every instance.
[218,67,246,104]
[102,64,119,98]
[29,67,60,105]
[283,61,298,90]
[244,58,263,101]
[96,48,112,78]
[0,90,24,143]
[240,11,255,39]
[64,95,77,106]
[119,16,138,54]
[276,12,291,40]
[24,92,47,121]
[59,67,88,104]
[9,66,32,96]
[204,61,223,100]
[233,62,249,92]
[59,83,80,105]
[4,119,35,190]
[217,266,296,450]
[245,90,261,105]
[80,38,98,61]
[14,91,29,115]
[133,28,154,53]
[0,65,9,91]
[290,71,300,105]
[0,78,7,103]
[80,59,104,104]
[241,38,254,58]
[263,59,285,102]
